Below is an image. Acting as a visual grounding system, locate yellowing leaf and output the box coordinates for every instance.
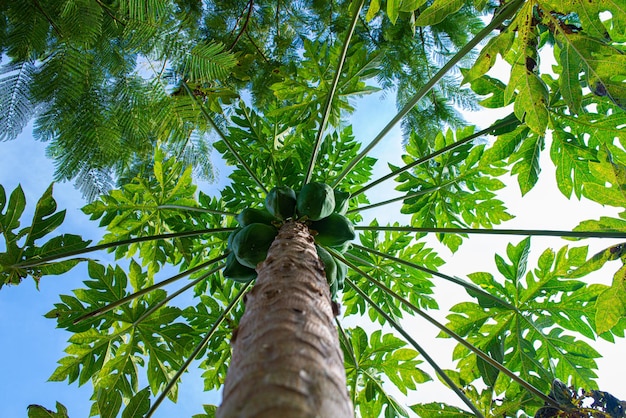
[366,0,380,21]
[595,264,626,334]
[415,0,463,26]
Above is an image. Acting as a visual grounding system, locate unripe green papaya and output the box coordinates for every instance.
[331,241,352,254]
[311,213,355,247]
[296,182,335,221]
[333,189,350,215]
[236,207,276,227]
[315,245,337,287]
[227,227,242,250]
[223,253,257,283]
[265,185,297,220]
[334,257,347,290]
[329,274,339,300]
[232,223,277,268]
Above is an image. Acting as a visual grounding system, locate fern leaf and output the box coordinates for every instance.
[180,42,237,83]
[0,61,36,141]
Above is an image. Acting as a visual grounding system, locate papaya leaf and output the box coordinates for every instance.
[27,402,70,418]
[510,130,544,195]
[595,264,626,334]
[342,327,429,418]
[268,39,379,129]
[461,71,509,109]
[415,0,464,26]
[446,240,603,403]
[582,146,626,207]
[121,387,151,418]
[463,29,515,84]
[192,405,218,418]
[343,220,441,322]
[366,0,380,21]
[410,402,474,417]
[82,148,210,276]
[569,241,626,279]
[49,261,196,405]
[549,128,598,199]
[502,2,549,135]
[97,388,122,418]
[394,126,512,251]
[553,32,626,111]
[538,0,623,40]
[0,183,90,288]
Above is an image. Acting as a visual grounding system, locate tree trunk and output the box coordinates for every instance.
[216,220,353,418]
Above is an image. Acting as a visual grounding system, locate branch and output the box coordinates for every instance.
[336,251,561,410]
[350,243,516,311]
[14,227,234,269]
[353,225,626,240]
[344,277,486,417]
[182,81,268,193]
[229,0,254,50]
[350,113,520,198]
[72,253,228,324]
[331,0,526,188]
[303,0,366,185]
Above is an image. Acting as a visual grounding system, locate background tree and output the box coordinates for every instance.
[2,0,626,417]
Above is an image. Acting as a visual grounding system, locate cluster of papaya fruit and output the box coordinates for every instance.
[223,182,355,298]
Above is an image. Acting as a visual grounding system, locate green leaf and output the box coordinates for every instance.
[447,240,603,400]
[343,327,430,416]
[410,402,474,417]
[181,41,238,83]
[366,0,381,21]
[25,183,65,246]
[595,264,626,334]
[192,405,218,418]
[415,0,463,26]
[510,131,544,195]
[550,129,597,198]
[463,30,515,84]
[27,402,70,418]
[122,387,151,418]
[582,146,626,207]
[395,127,512,251]
[97,389,123,418]
[387,0,400,24]
[0,184,90,287]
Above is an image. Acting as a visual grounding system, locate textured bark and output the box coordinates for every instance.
[217,221,353,418]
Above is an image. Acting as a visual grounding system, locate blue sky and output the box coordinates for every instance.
[1,90,626,417]
[0,129,219,417]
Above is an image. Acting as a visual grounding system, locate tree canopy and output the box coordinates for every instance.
[1,0,626,417]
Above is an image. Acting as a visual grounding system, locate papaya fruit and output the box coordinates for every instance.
[236,207,276,227]
[265,185,297,220]
[227,227,242,250]
[311,213,355,247]
[232,222,277,268]
[223,253,257,283]
[315,245,337,286]
[334,257,347,290]
[333,189,350,215]
[331,241,352,254]
[296,182,335,221]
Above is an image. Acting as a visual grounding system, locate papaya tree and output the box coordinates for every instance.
[2,0,626,417]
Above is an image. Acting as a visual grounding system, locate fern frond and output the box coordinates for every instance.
[163,129,216,182]
[119,0,168,23]
[58,0,104,47]
[3,1,54,60]
[72,166,114,202]
[0,61,37,141]
[180,42,238,83]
